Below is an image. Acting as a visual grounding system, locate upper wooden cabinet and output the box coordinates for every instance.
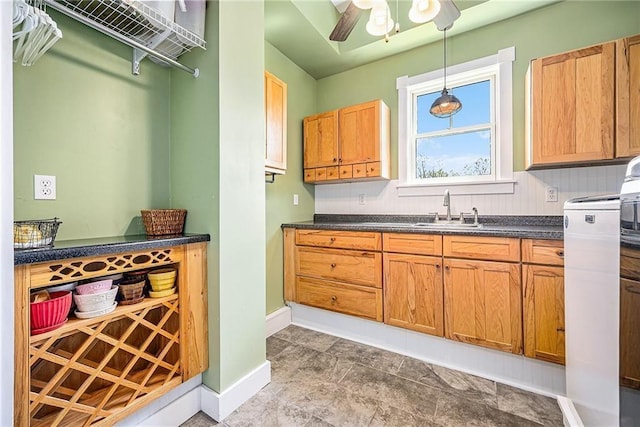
[616,35,640,158]
[527,33,640,168]
[303,99,390,184]
[265,71,287,175]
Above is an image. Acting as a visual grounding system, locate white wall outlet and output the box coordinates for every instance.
[34,175,56,200]
[545,186,558,202]
[358,194,366,205]
[293,194,299,206]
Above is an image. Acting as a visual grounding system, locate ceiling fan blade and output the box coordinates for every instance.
[329,2,363,42]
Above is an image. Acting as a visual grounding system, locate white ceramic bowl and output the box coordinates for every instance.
[75,302,117,319]
[75,279,113,295]
[43,281,77,293]
[73,285,118,312]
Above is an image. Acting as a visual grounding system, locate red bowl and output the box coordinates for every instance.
[30,291,72,333]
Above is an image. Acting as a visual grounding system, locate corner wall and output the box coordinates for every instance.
[265,42,316,315]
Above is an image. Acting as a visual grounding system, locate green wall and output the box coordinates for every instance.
[315,1,640,175]
[265,42,316,315]
[13,12,172,240]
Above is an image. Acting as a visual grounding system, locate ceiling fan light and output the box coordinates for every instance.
[430,88,462,118]
[352,0,383,10]
[365,3,394,36]
[408,0,441,24]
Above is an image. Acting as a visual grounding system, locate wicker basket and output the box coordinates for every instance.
[14,218,62,249]
[141,209,187,236]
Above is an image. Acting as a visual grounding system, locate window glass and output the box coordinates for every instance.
[415,130,492,179]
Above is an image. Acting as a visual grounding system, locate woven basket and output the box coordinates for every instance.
[141,209,187,236]
[118,278,145,301]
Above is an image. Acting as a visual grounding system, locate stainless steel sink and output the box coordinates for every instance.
[413,222,483,228]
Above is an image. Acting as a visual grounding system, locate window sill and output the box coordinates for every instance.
[396,180,515,197]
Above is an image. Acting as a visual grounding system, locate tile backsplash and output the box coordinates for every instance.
[315,164,627,216]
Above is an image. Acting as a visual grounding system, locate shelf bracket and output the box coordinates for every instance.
[265,173,276,184]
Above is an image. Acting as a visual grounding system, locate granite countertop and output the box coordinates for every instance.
[14,233,211,265]
[282,214,564,240]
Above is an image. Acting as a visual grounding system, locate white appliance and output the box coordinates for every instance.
[564,195,620,426]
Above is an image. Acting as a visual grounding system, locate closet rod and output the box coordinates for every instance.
[44,0,200,77]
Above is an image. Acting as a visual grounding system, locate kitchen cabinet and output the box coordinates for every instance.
[265,71,287,175]
[522,239,565,364]
[621,278,640,388]
[443,235,522,354]
[14,242,208,426]
[528,41,615,168]
[303,100,390,183]
[616,35,640,158]
[284,228,383,321]
[383,233,444,336]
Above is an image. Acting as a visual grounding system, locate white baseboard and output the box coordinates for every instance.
[290,302,566,398]
[201,360,271,421]
[121,375,203,426]
[266,305,291,337]
[557,396,584,427]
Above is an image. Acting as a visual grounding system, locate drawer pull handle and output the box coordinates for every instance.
[333,158,337,162]
[556,250,564,258]
[435,264,441,269]
[557,328,565,332]
[330,237,336,242]
[330,263,336,268]
[444,265,450,271]
[331,295,337,302]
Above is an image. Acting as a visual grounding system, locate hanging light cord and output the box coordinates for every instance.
[443,28,447,89]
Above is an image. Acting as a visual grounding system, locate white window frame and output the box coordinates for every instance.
[397,46,515,196]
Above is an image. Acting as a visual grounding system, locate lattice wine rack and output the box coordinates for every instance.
[15,243,208,427]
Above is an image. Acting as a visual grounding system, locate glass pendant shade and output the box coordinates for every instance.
[430,88,462,118]
[366,2,394,36]
[352,0,379,9]
[408,0,441,24]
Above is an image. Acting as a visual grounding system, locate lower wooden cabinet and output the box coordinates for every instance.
[621,278,640,388]
[383,253,443,336]
[523,265,565,364]
[444,258,522,354]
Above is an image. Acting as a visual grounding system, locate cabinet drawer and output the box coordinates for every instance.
[383,233,442,256]
[304,169,316,182]
[353,163,367,178]
[443,235,520,262]
[339,165,353,179]
[296,229,381,251]
[522,239,564,266]
[296,276,382,321]
[315,168,327,181]
[366,162,381,177]
[326,166,339,180]
[295,246,382,288]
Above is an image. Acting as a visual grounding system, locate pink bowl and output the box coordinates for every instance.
[30,291,72,332]
[75,279,113,295]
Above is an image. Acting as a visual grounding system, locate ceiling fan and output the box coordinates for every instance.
[329,0,461,42]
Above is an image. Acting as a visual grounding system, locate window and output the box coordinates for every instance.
[397,47,515,196]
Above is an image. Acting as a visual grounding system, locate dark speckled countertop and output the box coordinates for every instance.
[282,214,564,240]
[14,233,210,265]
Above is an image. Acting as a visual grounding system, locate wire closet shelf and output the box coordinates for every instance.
[44,0,206,76]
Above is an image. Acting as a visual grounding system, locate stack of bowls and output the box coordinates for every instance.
[30,290,72,335]
[147,268,177,297]
[73,278,118,319]
[118,277,146,305]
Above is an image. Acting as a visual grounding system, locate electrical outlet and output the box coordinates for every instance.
[358,194,365,205]
[545,186,558,202]
[293,194,299,206]
[34,175,56,200]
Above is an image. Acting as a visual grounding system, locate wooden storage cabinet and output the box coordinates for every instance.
[621,278,640,388]
[616,35,640,158]
[14,243,208,426]
[522,239,565,364]
[265,71,287,175]
[303,99,390,184]
[284,228,383,321]
[443,258,522,354]
[443,235,520,262]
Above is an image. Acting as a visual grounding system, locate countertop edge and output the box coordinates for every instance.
[14,234,211,265]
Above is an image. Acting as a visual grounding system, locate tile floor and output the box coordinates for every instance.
[181,325,563,427]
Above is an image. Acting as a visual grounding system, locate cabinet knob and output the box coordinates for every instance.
[444,265,450,271]
[338,158,342,163]
[331,295,337,302]
[330,237,336,242]
[330,263,336,268]
[435,264,441,269]
[556,250,564,258]
[333,158,337,162]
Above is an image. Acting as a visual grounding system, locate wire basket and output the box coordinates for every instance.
[141,209,187,236]
[14,218,62,249]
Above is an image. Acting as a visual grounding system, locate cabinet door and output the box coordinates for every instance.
[616,35,640,158]
[531,42,615,166]
[384,253,443,336]
[338,100,380,165]
[304,110,339,168]
[621,278,640,388]
[444,259,522,354]
[265,71,287,173]
[523,265,565,364]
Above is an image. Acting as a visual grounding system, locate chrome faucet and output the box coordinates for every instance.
[443,189,451,222]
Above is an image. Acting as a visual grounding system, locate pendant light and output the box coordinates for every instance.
[366,2,394,37]
[408,0,441,24]
[430,28,462,118]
